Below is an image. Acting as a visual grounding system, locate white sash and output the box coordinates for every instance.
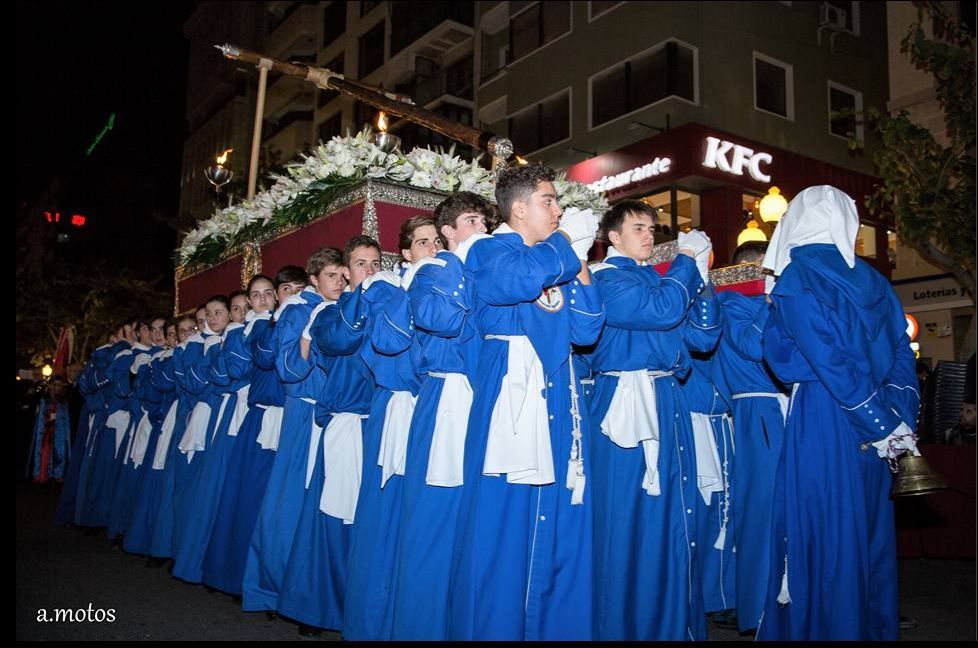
[690,412,725,505]
[178,401,212,463]
[731,391,790,423]
[377,391,418,487]
[483,335,554,486]
[320,412,367,524]
[128,409,153,468]
[255,405,284,450]
[425,372,473,487]
[227,385,251,437]
[599,369,672,496]
[105,410,132,459]
[152,400,179,470]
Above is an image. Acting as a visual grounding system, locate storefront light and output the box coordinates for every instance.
[41,364,53,378]
[737,220,768,246]
[759,186,788,222]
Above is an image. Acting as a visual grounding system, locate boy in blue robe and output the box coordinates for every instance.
[448,163,605,640]
[756,186,919,641]
[583,199,717,640]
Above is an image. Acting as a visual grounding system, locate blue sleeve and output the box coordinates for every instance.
[766,292,907,442]
[720,294,770,362]
[684,286,722,353]
[251,321,278,371]
[276,304,314,383]
[223,328,253,381]
[473,232,581,305]
[182,342,209,395]
[311,293,367,357]
[209,342,231,388]
[409,262,469,337]
[154,357,177,394]
[594,255,701,330]
[568,279,606,346]
[366,283,414,356]
[109,353,134,399]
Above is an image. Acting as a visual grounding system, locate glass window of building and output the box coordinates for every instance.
[509,1,571,63]
[636,190,701,240]
[508,89,570,154]
[361,1,381,17]
[359,21,386,78]
[322,1,346,49]
[591,40,696,127]
[318,111,343,143]
[481,28,509,81]
[754,52,794,120]
[318,54,345,108]
[828,81,863,140]
[856,223,877,258]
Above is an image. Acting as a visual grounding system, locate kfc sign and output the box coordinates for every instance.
[702,136,773,183]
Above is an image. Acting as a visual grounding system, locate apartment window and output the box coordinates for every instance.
[508,89,570,154]
[828,81,863,139]
[481,28,509,81]
[322,1,346,49]
[361,1,381,17]
[509,1,571,63]
[318,112,344,143]
[318,54,345,108]
[359,21,385,78]
[753,52,794,120]
[396,104,474,156]
[589,1,624,21]
[591,40,696,127]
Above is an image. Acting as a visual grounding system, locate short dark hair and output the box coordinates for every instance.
[495,162,555,221]
[204,294,230,310]
[343,235,382,267]
[273,265,308,289]
[732,241,768,264]
[433,192,494,247]
[599,200,658,241]
[246,274,274,293]
[306,246,344,277]
[228,289,248,302]
[398,215,436,253]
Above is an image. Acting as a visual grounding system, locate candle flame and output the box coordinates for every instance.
[377,112,388,133]
[216,148,233,166]
[515,155,529,166]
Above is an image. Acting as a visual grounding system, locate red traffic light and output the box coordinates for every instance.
[71,214,87,227]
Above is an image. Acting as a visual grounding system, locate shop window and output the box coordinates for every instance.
[509,1,571,63]
[508,89,570,154]
[591,40,696,128]
[754,52,794,120]
[856,223,877,258]
[637,190,701,240]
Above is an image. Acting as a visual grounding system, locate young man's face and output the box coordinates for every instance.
[960,403,976,430]
[275,281,305,304]
[177,318,196,343]
[608,211,655,262]
[230,294,250,324]
[310,264,347,301]
[150,318,167,347]
[441,211,488,251]
[402,224,442,263]
[165,324,178,348]
[248,278,276,314]
[345,245,382,289]
[205,301,231,334]
[512,181,562,245]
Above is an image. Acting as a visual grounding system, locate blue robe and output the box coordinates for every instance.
[391,250,478,640]
[715,290,788,631]
[242,287,326,612]
[30,397,71,482]
[583,252,714,641]
[448,231,605,641]
[684,354,736,615]
[124,350,180,555]
[172,326,248,583]
[342,279,422,641]
[71,344,116,526]
[757,244,918,641]
[203,315,283,595]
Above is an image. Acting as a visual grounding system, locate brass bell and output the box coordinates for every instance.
[890,453,949,498]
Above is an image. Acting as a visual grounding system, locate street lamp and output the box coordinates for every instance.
[759,186,788,222]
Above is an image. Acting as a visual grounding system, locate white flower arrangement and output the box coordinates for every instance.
[178,130,607,267]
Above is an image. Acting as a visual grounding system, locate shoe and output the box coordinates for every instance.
[710,609,739,630]
[297,624,323,639]
[265,611,279,621]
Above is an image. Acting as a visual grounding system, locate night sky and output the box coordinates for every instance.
[17,1,195,282]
